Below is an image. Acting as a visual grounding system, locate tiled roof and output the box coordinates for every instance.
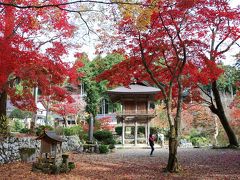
[107,84,160,94]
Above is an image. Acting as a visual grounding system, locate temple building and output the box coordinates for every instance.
[107,83,160,145]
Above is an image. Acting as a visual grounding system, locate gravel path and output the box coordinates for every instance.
[0,147,239,180]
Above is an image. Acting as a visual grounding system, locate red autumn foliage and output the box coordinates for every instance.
[229,83,240,135]
[81,116,115,133]
[0,0,83,113]
[50,95,86,123]
[97,117,115,132]
[97,0,239,109]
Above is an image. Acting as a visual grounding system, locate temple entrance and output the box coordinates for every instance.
[107,83,160,146]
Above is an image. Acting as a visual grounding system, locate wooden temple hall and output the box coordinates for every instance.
[107,83,160,145]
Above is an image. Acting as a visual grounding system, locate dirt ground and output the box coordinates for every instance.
[0,147,239,180]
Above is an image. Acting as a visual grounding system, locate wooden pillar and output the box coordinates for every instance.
[134,121,138,145]
[147,120,150,145]
[122,121,125,145]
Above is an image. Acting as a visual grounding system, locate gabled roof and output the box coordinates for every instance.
[107,84,161,102]
[107,84,160,94]
[36,131,64,143]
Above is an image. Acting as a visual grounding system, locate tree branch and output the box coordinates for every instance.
[0,1,152,10]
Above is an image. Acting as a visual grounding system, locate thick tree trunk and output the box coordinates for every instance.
[0,91,7,117]
[211,81,239,147]
[166,127,180,172]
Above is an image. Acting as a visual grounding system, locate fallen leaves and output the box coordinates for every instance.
[0,148,239,179]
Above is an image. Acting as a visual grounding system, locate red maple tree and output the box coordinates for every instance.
[0,0,83,117]
[50,94,86,127]
[97,0,240,172]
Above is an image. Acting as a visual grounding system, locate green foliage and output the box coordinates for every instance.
[103,138,116,145]
[99,144,109,154]
[68,162,75,171]
[93,130,115,145]
[191,137,209,147]
[50,164,60,174]
[80,133,89,142]
[60,163,69,173]
[19,127,30,134]
[0,115,10,137]
[79,53,124,118]
[35,125,54,136]
[115,126,122,136]
[13,119,24,132]
[188,129,210,147]
[217,65,240,94]
[63,126,83,136]
[108,144,115,149]
[9,108,32,119]
[93,130,113,141]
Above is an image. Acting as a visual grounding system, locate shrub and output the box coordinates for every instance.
[189,129,210,147]
[0,115,10,138]
[63,126,82,136]
[115,126,122,136]
[99,144,109,154]
[13,119,24,132]
[35,125,54,136]
[68,162,75,171]
[103,138,116,145]
[50,164,60,174]
[80,133,88,142]
[20,127,30,134]
[191,137,209,147]
[93,130,113,141]
[60,163,69,173]
[108,144,115,149]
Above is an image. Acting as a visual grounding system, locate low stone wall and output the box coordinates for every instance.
[0,137,40,164]
[62,135,83,152]
[0,135,82,164]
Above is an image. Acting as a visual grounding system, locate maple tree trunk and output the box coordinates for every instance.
[166,126,180,172]
[0,91,7,117]
[63,117,67,127]
[165,99,181,172]
[211,81,239,147]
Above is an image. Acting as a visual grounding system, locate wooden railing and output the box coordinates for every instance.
[117,110,156,116]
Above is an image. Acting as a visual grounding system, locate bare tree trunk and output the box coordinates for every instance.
[166,126,180,172]
[0,91,7,117]
[166,78,183,172]
[30,87,38,133]
[211,81,239,147]
[212,116,219,147]
[63,117,67,127]
[165,99,181,172]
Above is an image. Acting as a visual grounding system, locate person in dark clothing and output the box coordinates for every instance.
[149,134,155,156]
